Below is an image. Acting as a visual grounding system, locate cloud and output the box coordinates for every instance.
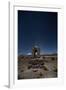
[27,52,31,55]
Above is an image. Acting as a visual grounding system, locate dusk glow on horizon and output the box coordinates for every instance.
[18,10,57,55]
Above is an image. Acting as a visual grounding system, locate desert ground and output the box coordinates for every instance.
[18,55,57,79]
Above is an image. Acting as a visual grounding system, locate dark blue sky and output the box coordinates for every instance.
[18,10,57,55]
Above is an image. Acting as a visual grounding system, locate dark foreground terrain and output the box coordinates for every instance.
[18,55,57,79]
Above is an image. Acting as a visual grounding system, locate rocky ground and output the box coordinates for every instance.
[18,55,57,79]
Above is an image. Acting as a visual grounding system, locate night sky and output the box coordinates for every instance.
[18,10,57,55]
